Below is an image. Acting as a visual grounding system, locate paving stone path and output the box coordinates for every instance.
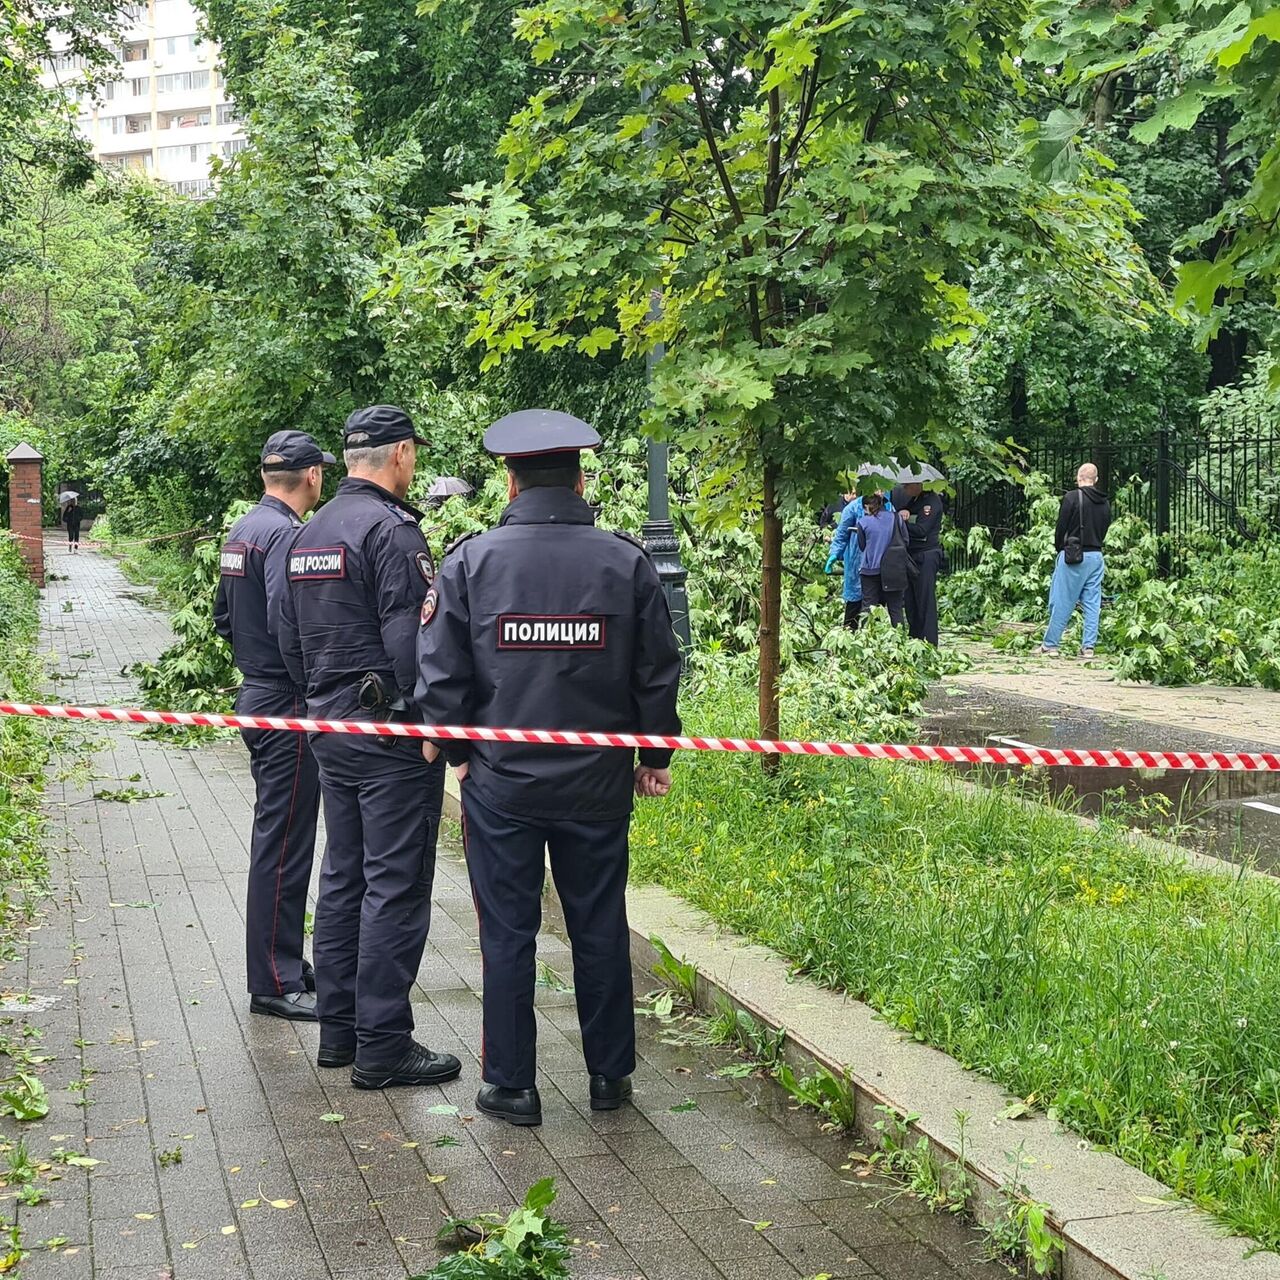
[5,537,1009,1280]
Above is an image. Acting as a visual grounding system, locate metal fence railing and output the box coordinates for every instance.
[948,425,1280,575]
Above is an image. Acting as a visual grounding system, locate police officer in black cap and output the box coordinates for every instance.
[214,430,335,1021]
[415,409,683,1126]
[277,405,461,1090]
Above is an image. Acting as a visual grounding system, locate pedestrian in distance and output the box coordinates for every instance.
[1038,463,1112,659]
[277,405,461,1091]
[857,491,909,626]
[214,430,335,1022]
[891,481,947,646]
[62,497,83,552]
[415,408,683,1128]
[825,493,876,630]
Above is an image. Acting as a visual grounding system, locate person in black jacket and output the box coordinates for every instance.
[1038,464,1112,658]
[891,482,946,645]
[277,405,461,1092]
[416,409,683,1128]
[62,498,83,552]
[213,430,334,1022]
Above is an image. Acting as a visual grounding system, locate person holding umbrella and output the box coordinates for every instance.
[890,464,947,646]
[59,491,83,553]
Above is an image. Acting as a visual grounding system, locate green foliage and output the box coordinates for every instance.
[422,1179,571,1279]
[631,691,1280,1245]
[128,503,251,715]
[1029,0,1280,357]
[775,1063,856,1132]
[0,536,52,956]
[941,473,1280,688]
[939,472,1158,629]
[649,935,697,1006]
[0,0,122,235]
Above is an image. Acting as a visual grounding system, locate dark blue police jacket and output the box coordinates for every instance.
[415,486,683,822]
[213,494,303,685]
[278,476,434,721]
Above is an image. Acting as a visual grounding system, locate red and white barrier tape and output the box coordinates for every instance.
[2,701,1277,772]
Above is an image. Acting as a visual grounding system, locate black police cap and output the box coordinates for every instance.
[483,409,601,470]
[260,429,337,471]
[343,405,429,449]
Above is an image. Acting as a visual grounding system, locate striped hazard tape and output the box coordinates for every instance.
[2,701,1278,772]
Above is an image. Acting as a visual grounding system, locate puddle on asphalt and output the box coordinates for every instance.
[922,686,1280,874]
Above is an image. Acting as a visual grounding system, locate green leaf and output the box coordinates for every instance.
[1218,11,1280,66]
[319,1113,345,1123]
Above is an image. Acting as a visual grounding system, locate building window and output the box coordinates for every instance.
[103,152,153,173]
[216,104,238,126]
[160,109,210,129]
[222,139,248,156]
[122,41,149,62]
[170,178,213,198]
[159,142,213,164]
[131,76,150,96]
[159,34,201,57]
[156,70,210,94]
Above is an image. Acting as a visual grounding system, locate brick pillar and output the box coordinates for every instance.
[5,443,45,588]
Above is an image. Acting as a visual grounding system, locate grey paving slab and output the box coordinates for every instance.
[1,539,1002,1280]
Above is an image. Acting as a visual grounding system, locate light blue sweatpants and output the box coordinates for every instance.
[1043,551,1105,649]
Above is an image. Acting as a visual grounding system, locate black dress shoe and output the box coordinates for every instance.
[476,1083,542,1127]
[250,991,318,1022]
[317,1043,355,1069]
[350,1041,462,1090]
[589,1075,633,1111]
[302,961,316,993]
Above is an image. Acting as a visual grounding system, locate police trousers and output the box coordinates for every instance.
[461,786,636,1091]
[310,735,444,1064]
[906,547,944,646]
[237,681,321,997]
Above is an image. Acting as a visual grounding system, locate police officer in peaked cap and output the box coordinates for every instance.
[215,430,335,1022]
[415,409,683,1126]
[277,405,461,1089]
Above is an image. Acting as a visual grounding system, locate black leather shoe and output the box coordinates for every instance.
[589,1075,633,1111]
[350,1041,462,1090]
[250,991,318,1022]
[302,960,316,993]
[317,1043,355,1069]
[477,1083,542,1127]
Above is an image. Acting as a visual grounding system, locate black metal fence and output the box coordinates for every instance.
[949,426,1280,575]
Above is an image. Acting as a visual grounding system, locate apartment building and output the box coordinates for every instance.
[44,0,247,198]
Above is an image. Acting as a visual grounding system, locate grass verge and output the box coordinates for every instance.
[631,680,1280,1250]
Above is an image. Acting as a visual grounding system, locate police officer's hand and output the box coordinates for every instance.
[634,766,672,798]
[422,742,440,764]
[454,762,469,783]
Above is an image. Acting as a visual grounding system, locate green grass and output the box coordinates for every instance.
[0,535,51,955]
[632,682,1280,1249]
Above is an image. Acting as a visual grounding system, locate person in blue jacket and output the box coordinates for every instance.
[824,491,891,629]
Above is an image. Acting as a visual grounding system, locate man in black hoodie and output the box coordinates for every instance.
[1038,463,1112,658]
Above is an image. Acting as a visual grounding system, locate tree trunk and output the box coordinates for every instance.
[758,462,783,769]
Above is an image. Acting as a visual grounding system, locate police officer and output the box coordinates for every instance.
[277,405,461,1090]
[891,480,947,646]
[415,409,683,1127]
[214,430,334,1021]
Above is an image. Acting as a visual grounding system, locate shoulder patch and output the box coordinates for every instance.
[444,530,480,559]
[219,542,248,577]
[414,550,435,585]
[288,546,347,581]
[611,530,647,552]
[420,586,439,627]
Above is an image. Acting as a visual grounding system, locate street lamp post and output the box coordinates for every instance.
[642,335,692,652]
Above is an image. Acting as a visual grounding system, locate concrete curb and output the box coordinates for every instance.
[440,774,1279,1279]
